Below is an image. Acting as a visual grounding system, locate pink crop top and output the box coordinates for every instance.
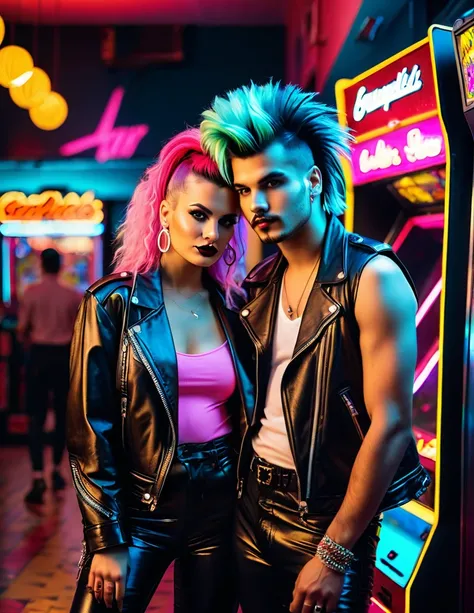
[176,341,236,444]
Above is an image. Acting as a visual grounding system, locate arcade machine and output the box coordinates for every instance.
[0,189,105,440]
[0,189,104,305]
[336,24,474,613]
[453,10,474,613]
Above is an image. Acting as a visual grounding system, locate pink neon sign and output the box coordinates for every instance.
[59,87,149,163]
[392,215,444,394]
[351,116,446,186]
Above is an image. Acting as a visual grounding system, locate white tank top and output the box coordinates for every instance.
[252,284,302,468]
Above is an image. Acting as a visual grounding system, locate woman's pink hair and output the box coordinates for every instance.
[113,128,247,308]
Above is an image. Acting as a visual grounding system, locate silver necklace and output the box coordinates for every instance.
[283,255,321,319]
[163,286,207,320]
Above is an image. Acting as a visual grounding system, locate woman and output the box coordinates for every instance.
[67,128,253,613]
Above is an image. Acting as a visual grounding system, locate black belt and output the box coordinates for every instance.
[250,454,298,492]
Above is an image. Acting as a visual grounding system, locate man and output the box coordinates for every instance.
[18,248,82,504]
[200,82,430,613]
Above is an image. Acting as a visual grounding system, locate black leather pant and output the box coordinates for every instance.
[26,344,70,470]
[71,435,237,613]
[236,468,381,613]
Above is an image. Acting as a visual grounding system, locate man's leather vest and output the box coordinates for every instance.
[238,214,430,515]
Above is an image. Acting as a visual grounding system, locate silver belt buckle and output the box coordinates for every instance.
[256,463,273,486]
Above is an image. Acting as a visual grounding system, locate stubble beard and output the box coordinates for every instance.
[260,203,312,245]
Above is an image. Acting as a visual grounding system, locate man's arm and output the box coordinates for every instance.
[326,254,417,549]
[290,254,418,613]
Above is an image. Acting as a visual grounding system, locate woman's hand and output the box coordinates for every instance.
[87,545,129,610]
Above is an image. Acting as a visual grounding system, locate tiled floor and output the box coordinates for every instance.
[0,446,173,613]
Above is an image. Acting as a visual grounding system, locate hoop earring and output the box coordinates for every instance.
[157,227,171,253]
[224,245,236,266]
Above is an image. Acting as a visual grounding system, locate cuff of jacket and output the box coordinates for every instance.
[84,520,128,553]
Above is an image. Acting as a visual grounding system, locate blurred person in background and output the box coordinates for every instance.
[18,247,82,504]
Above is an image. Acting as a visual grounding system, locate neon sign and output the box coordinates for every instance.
[351,116,445,185]
[0,190,104,224]
[0,221,104,237]
[59,87,149,163]
[353,64,423,122]
[341,41,437,136]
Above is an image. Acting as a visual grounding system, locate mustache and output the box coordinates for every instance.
[251,214,278,228]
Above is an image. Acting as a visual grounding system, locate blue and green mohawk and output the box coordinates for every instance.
[200,81,353,216]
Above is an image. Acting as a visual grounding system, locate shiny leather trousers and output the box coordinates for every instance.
[71,435,237,613]
[236,470,381,613]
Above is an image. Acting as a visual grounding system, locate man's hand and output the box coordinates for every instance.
[87,545,128,610]
[289,556,345,613]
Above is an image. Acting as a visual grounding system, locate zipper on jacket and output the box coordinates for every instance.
[215,303,251,499]
[236,324,262,499]
[121,396,128,447]
[236,344,258,499]
[339,388,364,441]
[70,458,114,519]
[76,540,88,580]
[120,337,129,447]
[304,328,334,503]
[128,328,176,511]
[291,310,339,509]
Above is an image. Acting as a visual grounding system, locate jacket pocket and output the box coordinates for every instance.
[339,388,364,441]
[70,457,115,519]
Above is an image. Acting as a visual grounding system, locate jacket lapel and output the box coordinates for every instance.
[293,216,348,355]
[242,215,349,358]
[128,270,178,420]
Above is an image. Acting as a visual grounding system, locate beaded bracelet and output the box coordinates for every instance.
[316,534,354,574]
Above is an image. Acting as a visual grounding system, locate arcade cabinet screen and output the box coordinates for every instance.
[456,24,474,104]
[14,237,93,299]
[389,168,445,205]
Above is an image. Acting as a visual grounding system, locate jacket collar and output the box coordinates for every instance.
[241,215,347,356]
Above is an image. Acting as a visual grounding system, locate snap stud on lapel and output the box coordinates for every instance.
[241,309,250,318]
[328,305,337,313]
[131,296,138,304]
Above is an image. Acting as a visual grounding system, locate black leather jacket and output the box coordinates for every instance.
[67,270,254,553]
[237,215,430,516]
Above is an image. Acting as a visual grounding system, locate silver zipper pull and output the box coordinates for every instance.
[298,500,308,518]
[121,397,127,417]
[237,478,244,499]
[141,492,157,511]
[77,540,88,579]
[122,337,128,352]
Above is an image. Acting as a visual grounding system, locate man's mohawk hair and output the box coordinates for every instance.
[201,81,353,216]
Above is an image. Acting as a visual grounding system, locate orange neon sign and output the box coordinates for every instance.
[0,190,104,224]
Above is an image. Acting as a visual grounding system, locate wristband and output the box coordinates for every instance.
[316,534,354,574]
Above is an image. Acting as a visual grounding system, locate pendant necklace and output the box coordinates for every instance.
[283,255,321,319]
[163,286,207,320]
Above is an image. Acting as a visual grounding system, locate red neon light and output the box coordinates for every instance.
[392,217,415,252]
[416,278,442,326]
[59,87,149,163]
[392,214,444,253]
[370,597,392,613]
[414,347,439,393]
[391,216,444,394]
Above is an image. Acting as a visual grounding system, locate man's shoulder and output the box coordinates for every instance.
[346,232,393,255]
[345,232,417,301]
[244,253,279,286]
[86,271,134,304]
